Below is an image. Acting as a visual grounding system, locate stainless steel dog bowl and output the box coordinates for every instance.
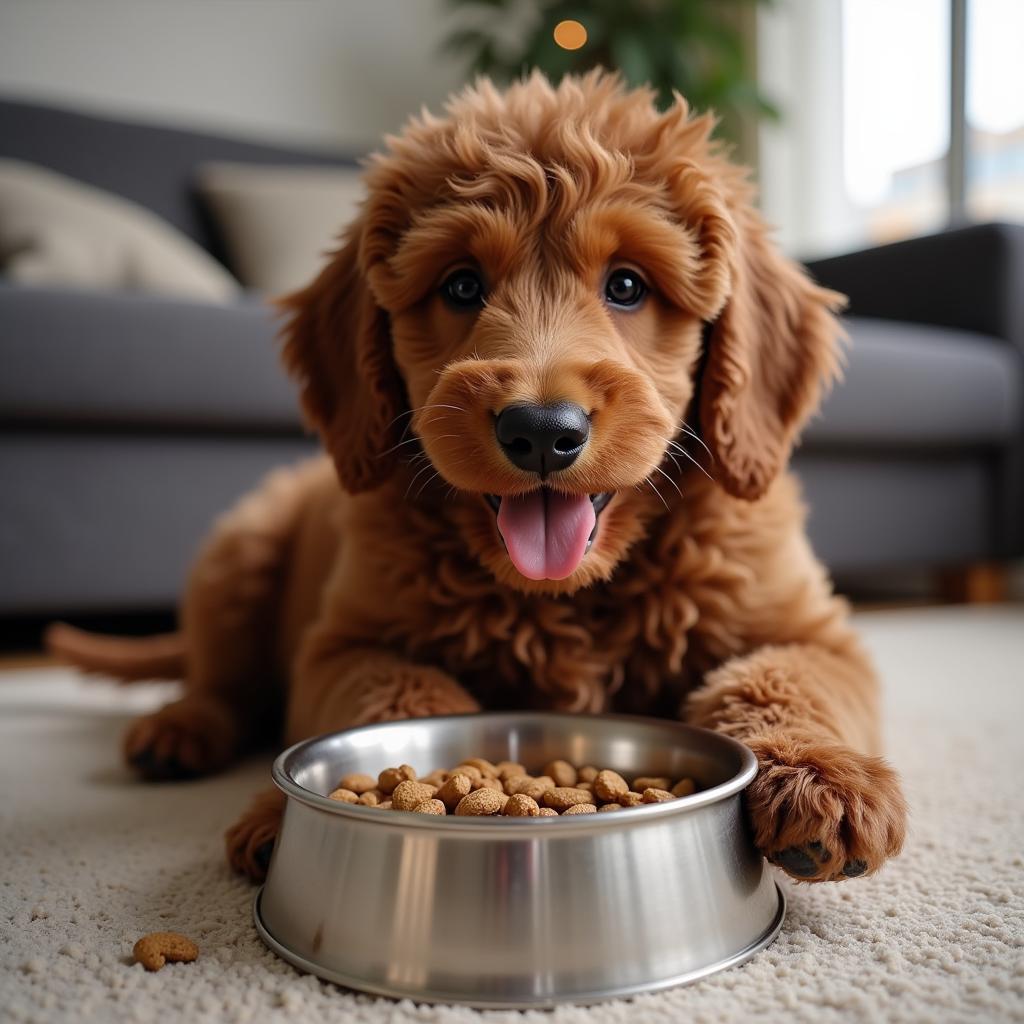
[255,712,784,1008]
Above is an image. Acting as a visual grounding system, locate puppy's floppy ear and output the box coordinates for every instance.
[698,201,845,501]
[278,220,406,493]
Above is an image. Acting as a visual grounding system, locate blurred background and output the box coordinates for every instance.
[1,0,1022,644]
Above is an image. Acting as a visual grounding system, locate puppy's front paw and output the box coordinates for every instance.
[745,733,906,882]
[124,696,239,780]
[225,787,286,883]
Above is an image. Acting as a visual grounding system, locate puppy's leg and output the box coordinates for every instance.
[125,464,325,780]
[226,643,479,882]
[686,638,907,883]
[225,787,287,881]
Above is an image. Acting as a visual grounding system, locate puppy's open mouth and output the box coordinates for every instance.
[484,491,613,581]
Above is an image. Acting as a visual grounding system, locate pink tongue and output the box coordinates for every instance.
[497,491,596,581]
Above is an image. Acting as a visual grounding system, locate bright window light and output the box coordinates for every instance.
[967,0,1024,133]
[842,0,949,207]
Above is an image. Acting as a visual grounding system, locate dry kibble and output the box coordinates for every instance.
[339,756,698,820]
[543,787,594,812]
[337,772,376,794]
[454,788,507,816]
[593,769,629,803]
[496,761,526,781]
[642,788,675,803]
[633,776,671,792]
[510,775,555,800]
[378,764,416,794]
[132,932,198,972]
[503,793,541,817]
[327,788,359,804]
[450,764,483,786]
[543,759,578,788]
[460,757,498,778]
[413,799,446,815]
[391,780,438,811]
[518,777,557,801]
[562,803,598,815]
[436,773,472,810]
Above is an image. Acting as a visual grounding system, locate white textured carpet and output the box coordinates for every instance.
[2,607,1023,1023]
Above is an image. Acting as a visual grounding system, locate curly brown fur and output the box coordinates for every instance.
[225,787,287,882]
[51,72,905,885]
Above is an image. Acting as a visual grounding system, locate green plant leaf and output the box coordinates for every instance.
[610,31,654,88]
[437,0,779,123]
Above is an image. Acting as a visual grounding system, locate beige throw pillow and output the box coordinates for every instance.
[197,163,365,295]
[0,159,240,302]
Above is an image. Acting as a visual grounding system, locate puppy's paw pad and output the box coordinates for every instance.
[772,843,836,878]
[807,840,832,864]
[746,734,907,884]
[771,846,822,878]
[127,744,196,782]
[123,700,237,781]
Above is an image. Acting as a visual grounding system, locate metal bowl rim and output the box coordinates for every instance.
[271,710,757,833]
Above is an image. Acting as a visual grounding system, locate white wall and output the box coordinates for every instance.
[0,0,467,150]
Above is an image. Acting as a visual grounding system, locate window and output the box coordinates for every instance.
[757,0,1023,258]
[966,0,1024,221]
[841,0,950,246]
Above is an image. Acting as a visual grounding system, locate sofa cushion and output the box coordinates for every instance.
[0,97,359,258]
[0,282,305,430]
[805,317,1022,446]
[0,160,240,302]
[197,163,365,293]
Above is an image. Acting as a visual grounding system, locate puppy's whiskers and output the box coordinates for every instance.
[413,470,443,500]
[404,460,438,500]
[665,437,714,482]
[383,404,466,452]
[379,435,424,458]
[679,422,715,463]
[385,404,466,433]
[653,464,683,500]
[414,457,472,501]
[643,475,670,512]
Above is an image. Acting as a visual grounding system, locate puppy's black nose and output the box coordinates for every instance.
[495,401,590,476]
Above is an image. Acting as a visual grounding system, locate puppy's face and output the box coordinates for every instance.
[282,73,842,596]
[391,200,699,592]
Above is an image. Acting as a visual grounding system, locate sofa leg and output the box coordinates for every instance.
[936,562,1007,604]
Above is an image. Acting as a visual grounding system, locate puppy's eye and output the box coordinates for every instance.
[442,269,485,309]
[605,268,647,308]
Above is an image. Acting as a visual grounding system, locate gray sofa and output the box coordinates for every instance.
[1,98,1022,615]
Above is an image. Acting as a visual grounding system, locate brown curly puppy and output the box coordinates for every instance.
[49,72,906,886]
